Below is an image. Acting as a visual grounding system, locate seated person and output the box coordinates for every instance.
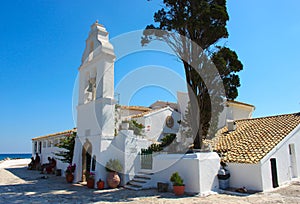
[28,157,35,170]
[41,157,52,174]
[46,158,57,174]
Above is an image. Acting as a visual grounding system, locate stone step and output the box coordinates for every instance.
[125,172,155,190]
[128,180,146,186]
[135,175,151,180]
[124,184,142,191]
[131,178,147,183]
[138,171,154,175]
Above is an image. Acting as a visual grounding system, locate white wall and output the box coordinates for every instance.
[136,108,180,141]
[227,163,263,191]
[149,152,220,195]
[228,103,254,120]
[260,125,300,191]
[114,130,152,184]
[73,129,152,187]
[77,100,115,139]
[32,136,69,174]
[177,91,189,114]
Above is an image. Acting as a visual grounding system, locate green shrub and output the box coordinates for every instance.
[160,134,176,147]
[105,159,123,173]
[129,120,144,135]
[170,172,184,186]
[55,131,76,164]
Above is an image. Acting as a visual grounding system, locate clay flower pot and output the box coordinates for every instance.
[173,185,185,196]
[97,180,105,190]
[107,172,120,188]
[66,174,74,183]
[87,179,95,189]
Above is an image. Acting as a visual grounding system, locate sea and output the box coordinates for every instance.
[0,153,32,161]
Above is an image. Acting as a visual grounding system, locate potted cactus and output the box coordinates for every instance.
[170,172,185,196]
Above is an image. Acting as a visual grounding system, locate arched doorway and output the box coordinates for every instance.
[82,140,92,182]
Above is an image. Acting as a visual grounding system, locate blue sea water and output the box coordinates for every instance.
[0,153,32,161]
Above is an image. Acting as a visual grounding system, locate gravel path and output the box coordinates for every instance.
[0,160,300,204]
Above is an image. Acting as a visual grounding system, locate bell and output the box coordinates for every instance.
[87,83,93,92]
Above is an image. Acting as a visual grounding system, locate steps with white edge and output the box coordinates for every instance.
[125,172,154,190]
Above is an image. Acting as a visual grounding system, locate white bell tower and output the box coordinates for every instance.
[77,21,115,139]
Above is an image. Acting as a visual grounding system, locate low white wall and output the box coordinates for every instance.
[227,163,263,191]
[149,152,220,195]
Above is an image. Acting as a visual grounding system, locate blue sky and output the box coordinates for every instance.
[0,0,299,153]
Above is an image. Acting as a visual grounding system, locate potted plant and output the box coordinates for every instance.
[170,172,185,196]
[65,163,76,183]
[97,179,105,190]
[85,171,95,188]
[105,159,123,188]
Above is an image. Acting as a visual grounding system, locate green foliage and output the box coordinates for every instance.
[160,133,176,148]
[129,120,144,135]
[212,47,243,100]
[145,143,163,153]
[105,159,123,173]
[55,131,76,164]
[170,172,184,186]
[143,0,243,149]
[141,134,176,154]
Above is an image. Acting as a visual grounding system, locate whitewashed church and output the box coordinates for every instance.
[32,21,300,194]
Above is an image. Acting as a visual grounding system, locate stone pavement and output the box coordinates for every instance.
[0,166,300,204]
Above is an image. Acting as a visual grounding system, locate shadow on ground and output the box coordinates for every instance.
[0,167,187,203]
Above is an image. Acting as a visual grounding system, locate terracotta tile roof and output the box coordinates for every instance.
[120,106,151,112]
[130,107,169,119]
[32,128,77,141]
[206,113,300,164]
[149,100,178,110]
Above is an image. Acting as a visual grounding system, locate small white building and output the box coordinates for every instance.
[31,128,77,173]
[208,113,300,191]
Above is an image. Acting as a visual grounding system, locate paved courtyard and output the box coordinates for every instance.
[0,163,300,204]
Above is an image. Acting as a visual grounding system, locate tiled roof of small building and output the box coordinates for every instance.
[149,100,178,110]
[120,106,151,112]
[207,112,300,164]
[130,107,170,119]
[32,128,77,141]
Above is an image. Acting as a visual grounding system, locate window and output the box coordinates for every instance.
[38,141,42,153]
[43,141,46,148]
[47,140,51,147]
[34,142,37,153]
[91,155,96,171]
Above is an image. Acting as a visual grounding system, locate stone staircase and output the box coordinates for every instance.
[125,172,154,190]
